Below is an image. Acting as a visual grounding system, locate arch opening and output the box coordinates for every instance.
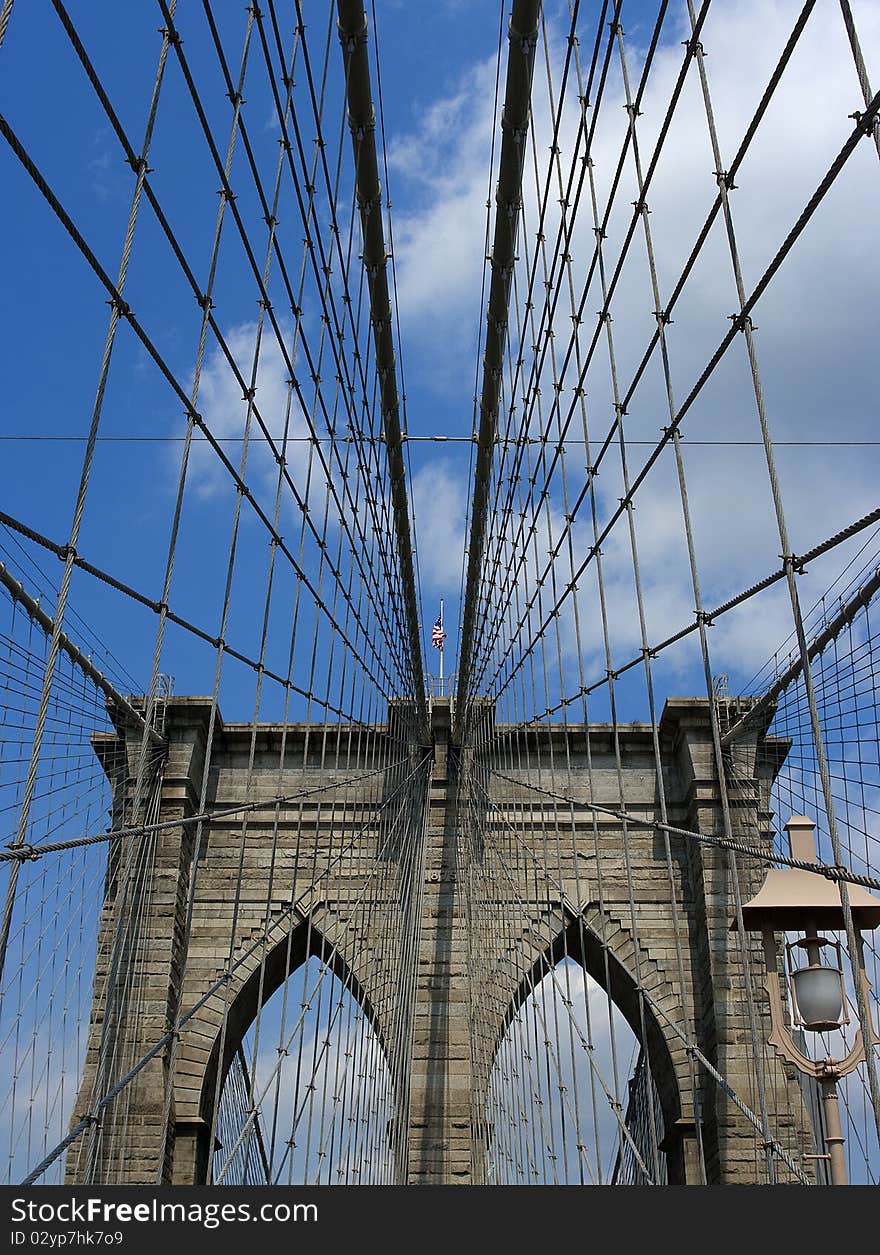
[201,922,395,1185]
[485,919,687,1185]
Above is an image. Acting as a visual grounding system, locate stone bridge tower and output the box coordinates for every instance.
[68,694,813,1185]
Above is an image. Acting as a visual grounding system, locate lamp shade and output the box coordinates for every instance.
[791,965,844,1031]
[735,817,880,931]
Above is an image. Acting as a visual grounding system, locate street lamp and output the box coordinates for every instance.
[737,815,880,1185]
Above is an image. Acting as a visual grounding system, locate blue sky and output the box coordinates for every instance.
[2,0,880,1187]
[1,0,879,733]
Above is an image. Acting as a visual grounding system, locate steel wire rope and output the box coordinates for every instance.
[682,0,880,1142]
[1,10,408,714]
[465,792,659,1183]
[466,2,855,706]
[213,755,430,1183]
[192,2,385,1176]
[534,5,708,1178]
[18,748,429,1184]
[0,0,178,989]
[0,506,409,731]
[471,769,812,1181]
[491,151,653,1180]
[211,0,417,689]
[463,0,683,703]
[459,0,611,719]
[260,0,421,695]
[610,13,782,1180]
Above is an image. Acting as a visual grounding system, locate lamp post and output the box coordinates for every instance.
[737,815,880,1185]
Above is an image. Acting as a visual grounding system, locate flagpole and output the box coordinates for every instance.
[439,599,444,696]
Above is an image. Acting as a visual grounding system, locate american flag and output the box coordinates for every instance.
[431,612,446,650]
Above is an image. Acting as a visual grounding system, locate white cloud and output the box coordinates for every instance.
[388,52,498,358]
[184,320,312,509]
[388,0,880,695]
[411,458,469,590]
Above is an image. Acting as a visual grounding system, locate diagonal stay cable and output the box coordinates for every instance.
[0,758,408,864]
[488,767,880,892]
[18,750,430,1186]
[195,0,415,685]
[477,91,880,707]
[465,2,840,701]
[471,772,812,1183]
[0,63,403,702]
[0,509,404,732]
[150,0,415,689]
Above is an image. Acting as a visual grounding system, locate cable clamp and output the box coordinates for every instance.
[778,550,801,576]
[728,311,754,334]
[850,109,880,137]
[6,842,38,862]
[682,37,705,58]
[127,155,153,177]
[714,169,737,191]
